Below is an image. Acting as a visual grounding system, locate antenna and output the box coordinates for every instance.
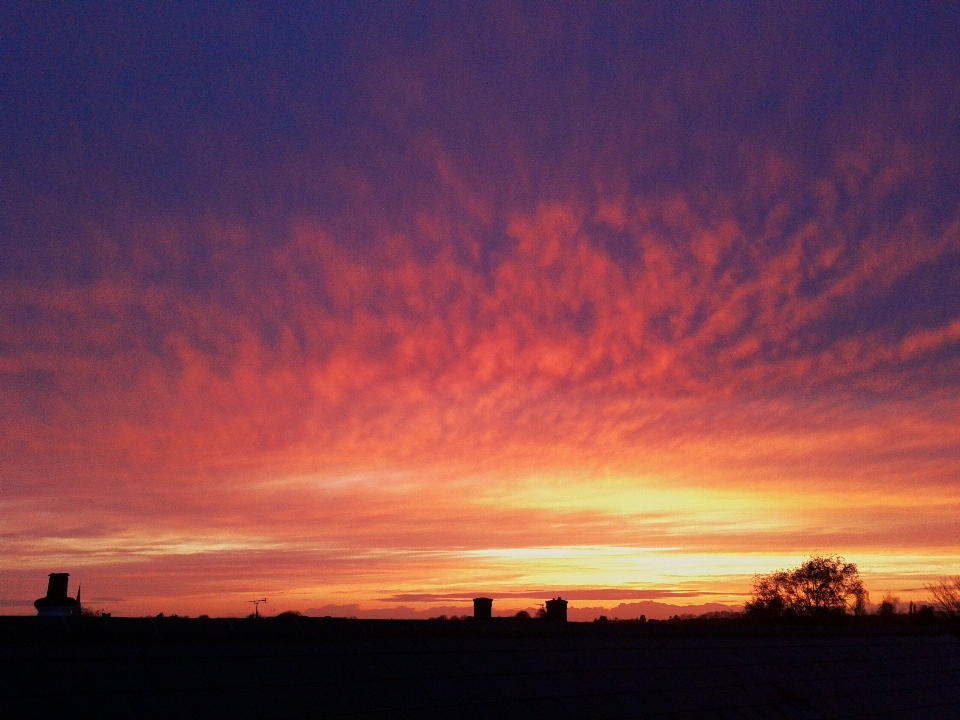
[246,598,268,618]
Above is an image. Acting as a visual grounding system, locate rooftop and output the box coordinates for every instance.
[3,616,959,718]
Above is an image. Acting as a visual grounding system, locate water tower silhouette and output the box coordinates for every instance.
[473,597,493,620]
[544,597,568,622]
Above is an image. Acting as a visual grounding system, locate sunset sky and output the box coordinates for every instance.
[2,4,960,619]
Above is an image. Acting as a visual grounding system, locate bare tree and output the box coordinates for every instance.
[925,576,960,618]
[745,555,868,618]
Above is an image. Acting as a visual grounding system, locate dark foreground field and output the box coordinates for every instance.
[3,615,959,719]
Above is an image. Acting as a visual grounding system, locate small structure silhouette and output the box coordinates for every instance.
[246,598,268,618]
[34,573,81,617]
[544,597,567,622]
[473,597,492,620]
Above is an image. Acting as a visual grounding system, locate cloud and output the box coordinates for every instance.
[383,588,724,603]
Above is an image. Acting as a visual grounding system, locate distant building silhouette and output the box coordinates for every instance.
[473,597,492,620]
[544,597,567,622]
[34,573,81,617]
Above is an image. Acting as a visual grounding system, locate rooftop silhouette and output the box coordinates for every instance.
[2,614,959,718]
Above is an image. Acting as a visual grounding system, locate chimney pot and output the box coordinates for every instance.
[35,573,80,617]
[46,573,70,599]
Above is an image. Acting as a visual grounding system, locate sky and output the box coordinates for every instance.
[2,3,960,619]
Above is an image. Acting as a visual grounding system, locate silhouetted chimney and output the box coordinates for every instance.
[544,597,568,622]
[473,597,492,620]
[34,573,81,617]
[47,573,69,599]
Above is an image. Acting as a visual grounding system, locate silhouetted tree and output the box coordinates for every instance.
[925,576,960,618]
[745,555,868,618]
[907,600,936,620]
[877,594,899,617]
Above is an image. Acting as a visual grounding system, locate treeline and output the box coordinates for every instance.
[742,555,960,621]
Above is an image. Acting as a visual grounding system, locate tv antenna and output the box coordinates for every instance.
[246,598,268,618]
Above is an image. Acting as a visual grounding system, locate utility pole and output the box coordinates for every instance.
[246,598,268,618]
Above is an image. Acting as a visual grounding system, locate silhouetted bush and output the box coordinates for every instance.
[79,607,110,618]
[699,611,741,620]
[907,601,936,620]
